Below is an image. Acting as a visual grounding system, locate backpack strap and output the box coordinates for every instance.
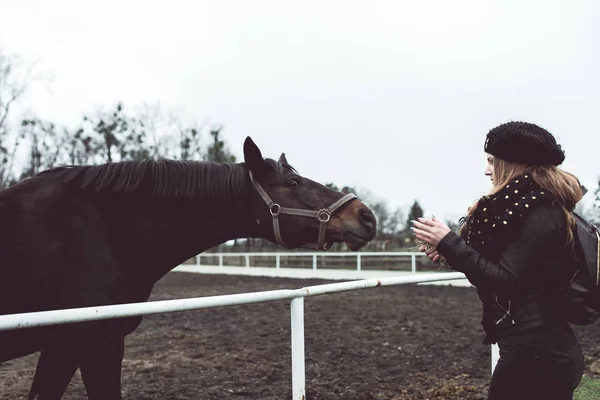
[595,229,599,286]
[573,211,600,286]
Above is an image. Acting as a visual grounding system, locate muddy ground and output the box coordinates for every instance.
[1,272,599,399]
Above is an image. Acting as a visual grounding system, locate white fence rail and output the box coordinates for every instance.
[0,271,497,400]
[195,251,429,273]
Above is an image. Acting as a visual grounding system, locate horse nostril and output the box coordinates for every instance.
[359,209,376,229]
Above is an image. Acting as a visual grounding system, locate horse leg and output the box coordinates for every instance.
[27,347,79,400]
[79,337,125,400]
[0,331,42,363]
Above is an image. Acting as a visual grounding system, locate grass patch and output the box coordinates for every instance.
[575,376,600,400]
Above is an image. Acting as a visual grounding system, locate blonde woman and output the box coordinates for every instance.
[412,122,585,400]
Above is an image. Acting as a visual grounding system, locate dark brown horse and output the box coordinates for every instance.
[0,137,377,399]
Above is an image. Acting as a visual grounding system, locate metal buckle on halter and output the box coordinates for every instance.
[316,209,331,223]
[270,204,281,216]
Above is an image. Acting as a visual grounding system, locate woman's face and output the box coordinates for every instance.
[485,153,495,184]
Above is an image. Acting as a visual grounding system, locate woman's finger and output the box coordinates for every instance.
[413,220,434,230]
[417,217,436,227]
[414,232,430,244]
[411,227,431,240]
[411,220,428,230]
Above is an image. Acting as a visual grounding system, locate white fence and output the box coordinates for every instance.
[195,251,429,273]
[0,270,498,400]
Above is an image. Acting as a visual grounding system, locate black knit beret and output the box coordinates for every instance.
[484,121,565,166]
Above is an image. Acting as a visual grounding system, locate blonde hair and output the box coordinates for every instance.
[462,157,584,249]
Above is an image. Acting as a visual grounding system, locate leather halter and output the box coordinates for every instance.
[249,170,357,251]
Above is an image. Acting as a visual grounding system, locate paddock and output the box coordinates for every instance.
[1,263,599,399]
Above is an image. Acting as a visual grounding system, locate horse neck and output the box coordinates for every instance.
[109,192,260,281]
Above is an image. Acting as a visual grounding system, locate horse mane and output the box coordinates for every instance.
[36,155,298,202]
[37,159,274,202]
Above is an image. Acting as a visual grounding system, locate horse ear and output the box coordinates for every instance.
[278,153,289,165]
[244,137,268,176]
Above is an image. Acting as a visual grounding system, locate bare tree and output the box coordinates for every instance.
[0,50,33,132]
[204,127,236,163]
[134,101,207,161]
[17,118,69,179]
[81,102,155,163]
[135,101,177,159]
[0,48,50,187]
[174,117,204,161]
[591,178,600,225]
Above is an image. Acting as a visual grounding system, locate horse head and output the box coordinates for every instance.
[243,137,377,251]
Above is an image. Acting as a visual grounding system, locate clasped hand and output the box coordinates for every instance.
[411,217,451,263]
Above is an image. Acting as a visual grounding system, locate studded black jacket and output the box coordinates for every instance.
[435,173,575,344]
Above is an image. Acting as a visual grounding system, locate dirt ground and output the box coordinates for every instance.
[1,272,599,400]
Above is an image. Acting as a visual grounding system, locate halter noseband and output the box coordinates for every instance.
[249,170,357,251]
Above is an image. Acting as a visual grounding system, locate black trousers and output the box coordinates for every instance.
[487,323,584,400]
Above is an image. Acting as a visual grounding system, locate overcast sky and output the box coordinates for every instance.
[1,0,598,222]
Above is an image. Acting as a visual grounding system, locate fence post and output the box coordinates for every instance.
[291,297,305,400]
[491,343,499,374]
[276,254,280,270]
[312,254,317,270]
[356,254,361,271]
[245,254,250,268]
[196,255,200,266]
[411,254,416,273]
[219,254,223,267]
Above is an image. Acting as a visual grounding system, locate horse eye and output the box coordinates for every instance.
[287,178,300,187]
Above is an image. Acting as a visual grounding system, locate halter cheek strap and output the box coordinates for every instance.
[249,170,357,251]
